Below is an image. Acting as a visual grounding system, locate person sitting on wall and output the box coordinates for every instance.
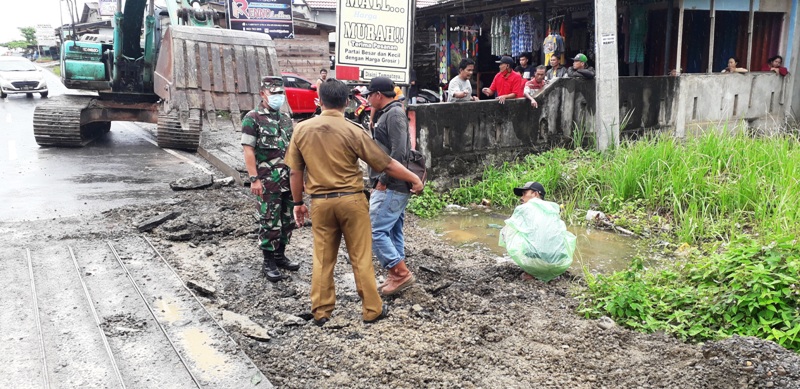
[481,55,524,104]
[566,53,595,79]
[722,57,748,74]
[523,65,547,109]
[545,55,567,81]
[761,55,789,76]
[515,52,535,80]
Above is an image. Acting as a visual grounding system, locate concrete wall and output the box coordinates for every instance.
[674,72,788,135]
[412,73,790,181]
[408,78,595,179]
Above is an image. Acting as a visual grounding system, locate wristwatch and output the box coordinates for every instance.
[248,175,258,183]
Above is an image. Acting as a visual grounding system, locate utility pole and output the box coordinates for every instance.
[594,0,620,151]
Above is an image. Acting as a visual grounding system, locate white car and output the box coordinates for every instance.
[0,57,48,98]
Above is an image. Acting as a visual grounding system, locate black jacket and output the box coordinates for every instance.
[368,100,410,193]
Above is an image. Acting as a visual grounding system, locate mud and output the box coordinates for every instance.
[19,186,800,388]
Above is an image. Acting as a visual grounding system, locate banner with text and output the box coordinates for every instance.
[227,0,294,39]
[336,0,415,84]
[99,0,118,17]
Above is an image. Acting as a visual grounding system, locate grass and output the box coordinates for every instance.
[408,125,800,351]
[51,66,60,77]
[417,127,800,244]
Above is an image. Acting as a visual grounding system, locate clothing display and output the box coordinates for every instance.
[628,5,647,67]
[491,14,511,56]
[543,33,565,66]
[510,13,535,57]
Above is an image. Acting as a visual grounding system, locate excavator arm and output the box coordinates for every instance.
[36,0,282,151]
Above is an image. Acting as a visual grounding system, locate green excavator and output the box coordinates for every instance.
[34,0,280,150]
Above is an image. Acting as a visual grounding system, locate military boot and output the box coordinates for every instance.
[275,244,300,271]
[262,250,284,282]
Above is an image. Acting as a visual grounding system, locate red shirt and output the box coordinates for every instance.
[761,65,789,76]
[489,70,524,98]
[525,78,546,91]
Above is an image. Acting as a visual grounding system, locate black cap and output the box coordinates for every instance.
[496,56,514,65]
[513,181,546,199]
[366,76,396,97]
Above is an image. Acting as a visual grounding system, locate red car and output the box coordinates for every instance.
[281,72,318,116]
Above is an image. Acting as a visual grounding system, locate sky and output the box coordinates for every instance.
[0,0,90,43]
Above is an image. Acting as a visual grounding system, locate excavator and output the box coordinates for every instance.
[34,0,280,150]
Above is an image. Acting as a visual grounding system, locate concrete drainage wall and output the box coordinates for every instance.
[411,73,789,182]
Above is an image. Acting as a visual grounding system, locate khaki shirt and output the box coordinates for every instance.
[285,110,392,195]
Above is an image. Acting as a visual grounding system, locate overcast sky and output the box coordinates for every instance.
[0,1,90,43]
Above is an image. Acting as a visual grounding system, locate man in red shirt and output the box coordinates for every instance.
[481,56,524,104]
[524,65,547,109]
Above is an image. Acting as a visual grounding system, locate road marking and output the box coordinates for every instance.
[123,123,213,175]
[8,140,17,161]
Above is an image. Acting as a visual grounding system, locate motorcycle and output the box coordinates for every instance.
[346,87,371,130]
[416,88,442,104]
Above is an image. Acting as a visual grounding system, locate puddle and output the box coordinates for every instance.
[154,298,182,323]
[419,210,642,274]
[183,327,231,375]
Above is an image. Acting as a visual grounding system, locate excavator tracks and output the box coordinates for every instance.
[32,95,94,147]
[157,109,202,151]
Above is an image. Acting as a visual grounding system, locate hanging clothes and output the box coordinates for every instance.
[628,5,647,65]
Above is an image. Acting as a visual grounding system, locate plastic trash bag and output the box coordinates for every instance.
[499,199,577,282]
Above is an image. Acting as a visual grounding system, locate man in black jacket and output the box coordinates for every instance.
[566,53,595,79]
[365,77,416,296]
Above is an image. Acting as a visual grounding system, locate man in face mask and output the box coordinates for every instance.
[242,76,300,282]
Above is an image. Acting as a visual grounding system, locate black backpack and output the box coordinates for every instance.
[406,148,427,190]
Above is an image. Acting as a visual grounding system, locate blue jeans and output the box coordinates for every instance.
[369,189,411,270]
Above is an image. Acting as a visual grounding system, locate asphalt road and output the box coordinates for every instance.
[0,66,215,222]
[0,66,268,388]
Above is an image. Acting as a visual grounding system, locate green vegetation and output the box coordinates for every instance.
[51,66,61,77]
[579,238,799,351]
[1,27,37,51]
[409,127,800,351]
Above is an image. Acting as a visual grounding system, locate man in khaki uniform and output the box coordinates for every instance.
[285,79,423,325]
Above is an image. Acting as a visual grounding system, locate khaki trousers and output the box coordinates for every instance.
[309,193,383,321]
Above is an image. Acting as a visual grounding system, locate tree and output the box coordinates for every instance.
[0,41,29,50]
[19,27,38,47]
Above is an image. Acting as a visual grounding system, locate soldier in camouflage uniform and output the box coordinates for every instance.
[242,76,300,282]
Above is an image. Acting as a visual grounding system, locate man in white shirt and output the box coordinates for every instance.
[447,58,479,102]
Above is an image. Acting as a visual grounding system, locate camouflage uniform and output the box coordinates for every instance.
[241,103,294,252]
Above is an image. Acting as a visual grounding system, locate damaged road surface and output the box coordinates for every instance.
[0,86,268,388]
[3,80,800,388]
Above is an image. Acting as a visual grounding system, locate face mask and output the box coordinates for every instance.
[267,94,285,110]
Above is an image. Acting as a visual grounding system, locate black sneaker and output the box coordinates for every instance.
[313,317,329,327]
[363,304,389,324]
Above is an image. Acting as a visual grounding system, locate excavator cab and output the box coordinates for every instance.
[34,0,280,151]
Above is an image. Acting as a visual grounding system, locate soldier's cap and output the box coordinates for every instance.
[496,55,515,65]
[260,76,285,93]
[572,53,588,63]
[513,181,546,199]
[366,77,396,97]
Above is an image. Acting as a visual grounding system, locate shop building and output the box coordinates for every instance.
[410,0,800,180]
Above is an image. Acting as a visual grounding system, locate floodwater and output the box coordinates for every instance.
[419,209,642,274]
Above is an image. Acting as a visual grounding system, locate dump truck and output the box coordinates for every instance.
[34,0,280,150]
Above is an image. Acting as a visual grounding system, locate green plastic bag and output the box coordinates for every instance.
[499,199,577,282]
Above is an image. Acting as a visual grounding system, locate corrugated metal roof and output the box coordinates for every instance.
[305,0,441,10]
[305,0,336,9]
